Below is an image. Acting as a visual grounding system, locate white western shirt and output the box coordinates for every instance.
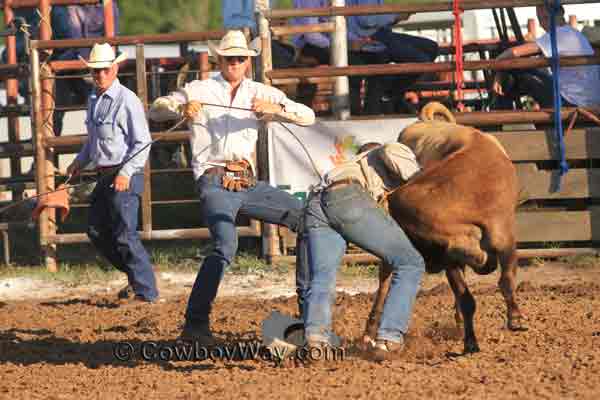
[149,74,316,180]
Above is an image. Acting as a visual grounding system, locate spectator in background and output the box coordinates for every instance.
[1,8,40,99]
[222,0,257,32]
[222,0,296,68]
[292,0,438,115]
[346,0,439,114]
[50,2,121,136]
[290,0,331,66]
[492,5,600,109]
[291,0,371,115]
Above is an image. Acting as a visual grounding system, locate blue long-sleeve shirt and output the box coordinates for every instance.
[51,3,120,60]
[76,79,151,178]
[346,0,396,39]
[291,0,397,50]
[346,0,397,52]
[222,0,258,32]
[291,0,331,49]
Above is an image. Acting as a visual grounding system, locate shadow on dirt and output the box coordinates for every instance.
[0,330,273,371]
[40,298,121,309]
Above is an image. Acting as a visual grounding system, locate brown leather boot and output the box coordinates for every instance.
[368,338,404,362]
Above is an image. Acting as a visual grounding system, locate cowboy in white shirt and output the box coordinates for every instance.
[149,30,316,345]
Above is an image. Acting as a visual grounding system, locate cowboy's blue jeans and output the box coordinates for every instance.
[303,184,425,344]
[87,173,158,301]
[185,174,309,327]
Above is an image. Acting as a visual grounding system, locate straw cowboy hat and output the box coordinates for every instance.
[79,43,127,69]
[207,30,261,58]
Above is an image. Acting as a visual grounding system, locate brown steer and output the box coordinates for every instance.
[364,102,526,354]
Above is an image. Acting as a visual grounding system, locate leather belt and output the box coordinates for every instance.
[203,162,254,179]
[326,178,363,191]
[203,166,227,176]
[95,165,120,176]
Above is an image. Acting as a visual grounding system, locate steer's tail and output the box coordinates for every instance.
[420,102,456,123]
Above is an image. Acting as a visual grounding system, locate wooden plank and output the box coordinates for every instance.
[266,0,595,19]
[516,164,600,199]
[516,209,600,242]
[271,247,600,265]
[281,209,600,244]
[492,128,600,161]
[271,22,334,37]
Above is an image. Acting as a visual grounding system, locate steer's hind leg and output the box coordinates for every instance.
[363,262,392,347]
[498,248,528,331]
[453,266,465,327]
[446,266,480,354]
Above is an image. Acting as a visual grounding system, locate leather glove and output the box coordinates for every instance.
[180,100,202,120]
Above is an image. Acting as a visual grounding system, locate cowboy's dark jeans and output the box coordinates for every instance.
[185,174,309,327]
[87,173,158,301]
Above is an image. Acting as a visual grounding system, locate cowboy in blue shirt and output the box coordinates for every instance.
[66,43,158,303]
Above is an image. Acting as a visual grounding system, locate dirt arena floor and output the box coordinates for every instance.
[1,263,599,399]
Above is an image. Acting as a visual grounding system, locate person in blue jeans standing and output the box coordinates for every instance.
[303,141,425,361]
[149,31,316,345]
[66,43,159,303]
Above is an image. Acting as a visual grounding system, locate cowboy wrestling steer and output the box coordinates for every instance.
[364,102,525,354]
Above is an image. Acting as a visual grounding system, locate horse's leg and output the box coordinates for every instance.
[446,266,480,353]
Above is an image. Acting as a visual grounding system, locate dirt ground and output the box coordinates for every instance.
[1,263,599,400]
